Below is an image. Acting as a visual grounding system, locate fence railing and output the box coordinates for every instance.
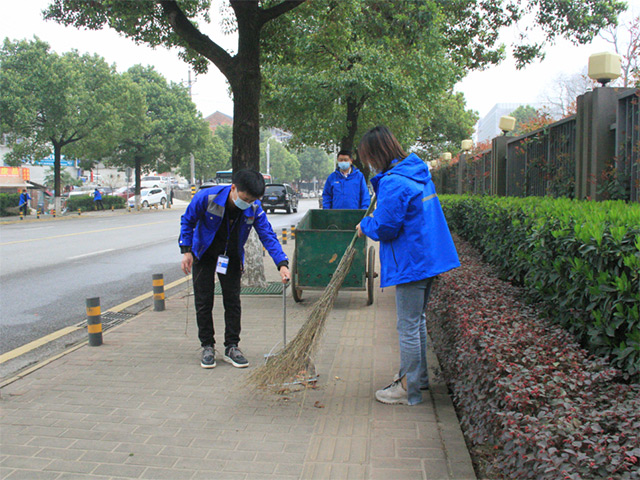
[432,87,639,202]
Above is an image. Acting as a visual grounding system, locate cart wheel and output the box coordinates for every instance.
[367,246,375,305]
[291,249,303,302]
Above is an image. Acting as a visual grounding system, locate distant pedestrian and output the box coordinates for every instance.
[356,126,459,406]
[18,189,31,216]
[93,188,104,210]
[169,187,174,205]
[322,149,371,210]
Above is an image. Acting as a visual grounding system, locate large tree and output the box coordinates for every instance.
[0,37,142,210]
[260,0,625,163]
[111,65,209,207]
[44,0,307,174]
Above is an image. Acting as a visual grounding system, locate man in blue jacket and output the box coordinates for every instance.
[322,150,371,209]
[180,170,290,369]
[18,189,31,216]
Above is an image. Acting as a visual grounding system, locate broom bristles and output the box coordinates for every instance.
[247,198,376,389]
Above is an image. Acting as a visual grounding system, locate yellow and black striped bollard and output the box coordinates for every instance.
[152,274,165,311]
[78,208,81,216]
[191,185,196,199]
[86,297,103,346]
[282,228,287,245]
[291,225,296,240]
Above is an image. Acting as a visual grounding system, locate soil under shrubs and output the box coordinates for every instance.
[427,235,640,480]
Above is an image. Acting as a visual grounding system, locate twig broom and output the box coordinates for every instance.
[247,196,377,389]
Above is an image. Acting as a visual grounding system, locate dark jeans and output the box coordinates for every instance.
[19,204,28,216]
[95,200,104,210]
[192,249,242,348]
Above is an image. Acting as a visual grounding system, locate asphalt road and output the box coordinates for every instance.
[0,198,316,356]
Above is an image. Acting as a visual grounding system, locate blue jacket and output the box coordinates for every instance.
[323,167,371,209]
[359,153,459,288]
[179,185,288,267]
[18,192,30,206]
[93,190,102,201]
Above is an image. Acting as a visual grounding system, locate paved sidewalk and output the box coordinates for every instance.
[0,241,475,480]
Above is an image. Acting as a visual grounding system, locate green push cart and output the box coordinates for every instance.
[291,209,376,305]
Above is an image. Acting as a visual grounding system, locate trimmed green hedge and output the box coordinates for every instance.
[67,195,125,211]
[441,195,640,378]
[0,193,23,216]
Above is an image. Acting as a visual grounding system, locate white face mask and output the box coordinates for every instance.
[338,161,350,171]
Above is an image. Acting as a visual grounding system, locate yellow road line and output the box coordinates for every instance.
[0,275,191,364]
[0,220,171,246]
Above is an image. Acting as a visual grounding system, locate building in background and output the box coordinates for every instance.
[205,111,233,134]
[476,102,540,142]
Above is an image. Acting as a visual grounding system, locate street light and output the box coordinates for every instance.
[499,115,516,135]
[588,52,621,87]
[461,139,473,152]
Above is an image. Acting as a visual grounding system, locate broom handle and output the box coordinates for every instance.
[346,194,377,251]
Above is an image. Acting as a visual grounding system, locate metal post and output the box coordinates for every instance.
[152,274,165,311]
[283,282,288,346]
[86,297,103,346]
[291,225,296,240]
[191,185,196,199]
[282,228,287,245]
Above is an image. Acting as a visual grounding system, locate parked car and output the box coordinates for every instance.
[112,186,135,200]
[261,183,298,214]
[140,176,166,188]
[128,188,167,208]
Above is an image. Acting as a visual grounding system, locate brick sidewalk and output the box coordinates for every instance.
[0,242,475,480]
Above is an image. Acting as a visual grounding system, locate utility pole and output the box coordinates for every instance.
[185,68,196,185]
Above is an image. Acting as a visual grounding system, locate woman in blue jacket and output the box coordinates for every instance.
[356,126,460,406]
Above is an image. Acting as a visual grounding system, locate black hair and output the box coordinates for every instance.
[358,126,407,173]
[337,149,352,158]
[232,169,265,198]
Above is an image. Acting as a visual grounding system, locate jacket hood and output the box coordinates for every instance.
[371,153,430,191]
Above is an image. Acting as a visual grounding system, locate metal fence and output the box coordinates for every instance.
[616,89,640,202]
[433,87,639,202]
[505,116,576,198]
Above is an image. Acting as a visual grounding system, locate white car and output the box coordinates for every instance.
[140,176,166,189]
[128,188,167,208]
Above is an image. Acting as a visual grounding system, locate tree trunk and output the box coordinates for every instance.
[229,8,262,173]
[134,156,142,209]
[341,95,368,175]
[241,230,267,289]
[53,142,62,214]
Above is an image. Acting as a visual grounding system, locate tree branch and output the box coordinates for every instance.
[158,0,234,76]
[258,0,307,28]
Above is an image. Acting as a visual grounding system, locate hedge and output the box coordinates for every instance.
[440,195,640,378]
[427,238,640,479]
[66,195,126,211]
[0,193,22,216]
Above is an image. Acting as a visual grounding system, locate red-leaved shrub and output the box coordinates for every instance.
[427,236,640,479]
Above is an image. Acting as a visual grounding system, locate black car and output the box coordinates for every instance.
[261,183,298,213]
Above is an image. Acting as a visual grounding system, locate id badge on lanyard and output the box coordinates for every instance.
[216,255,229,274]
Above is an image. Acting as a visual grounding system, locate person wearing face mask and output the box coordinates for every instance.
[179,170,290,369]
[322,149,371,210]
[355,126,459,406]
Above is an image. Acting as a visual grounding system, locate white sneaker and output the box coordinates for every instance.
[375,379,409,405]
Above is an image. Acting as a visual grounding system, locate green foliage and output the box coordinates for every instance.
[43,167,82,189]
[296,147,333,182]
[111,64,208,189]
[260,139,300,183]
[509,105,539,135]
[0,193,22,216]
[441,195,640,378]
[0,37,144,197]
[66,195,125,211]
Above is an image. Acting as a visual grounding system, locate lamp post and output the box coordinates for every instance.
[499,115,516,135]
[588,52,621,87]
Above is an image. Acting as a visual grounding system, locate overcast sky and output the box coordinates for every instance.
[2,1,638,133]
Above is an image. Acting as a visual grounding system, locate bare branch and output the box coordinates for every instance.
[258,0,306,28]
[158,0,234,76]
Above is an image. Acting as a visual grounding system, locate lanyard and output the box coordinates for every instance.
[224,212,241,256]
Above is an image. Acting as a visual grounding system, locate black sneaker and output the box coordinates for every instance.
[223,345,249,368]
[201,345,216,369]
